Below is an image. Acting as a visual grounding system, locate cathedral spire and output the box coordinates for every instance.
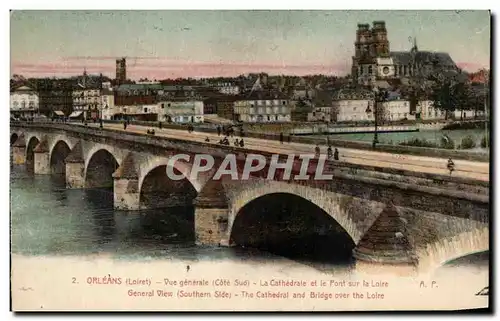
[83,67,87,87]
[412,37,418,52]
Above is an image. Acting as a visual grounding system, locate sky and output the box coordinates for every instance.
[10,10,491,79]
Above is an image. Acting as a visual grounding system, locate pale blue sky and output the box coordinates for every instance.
[10,10,490,78]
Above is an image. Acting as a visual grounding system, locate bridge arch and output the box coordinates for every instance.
[138,157,202,194]
[417,227,489,273]
[228,181,361,244]
[85,147,121,188]
[138,157,201,209]
[229,191,357,263]
[84,144,124,176]
[25,136,41,168]
[10,133,19,145]
[50,140,72,175]
[24,133,42,149]
[48,135,75,157]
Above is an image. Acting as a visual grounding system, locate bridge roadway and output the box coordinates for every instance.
[79,122,489,181]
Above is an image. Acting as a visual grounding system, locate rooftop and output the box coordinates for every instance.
[12,85,35,92]
[390,51,456,67]
[234,90,288,101]
[332,87,374,100]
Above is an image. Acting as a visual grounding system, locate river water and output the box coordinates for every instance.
[9,162,354,274]
[10,159,488,277]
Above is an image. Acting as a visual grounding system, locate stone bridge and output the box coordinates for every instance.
[10,123,490,274]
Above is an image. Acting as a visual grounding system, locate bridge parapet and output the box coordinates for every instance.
[11,123,488,195]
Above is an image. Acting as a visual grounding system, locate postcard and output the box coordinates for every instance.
[10,10,490,312]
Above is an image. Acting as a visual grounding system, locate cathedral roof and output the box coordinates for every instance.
[390,51,456,67]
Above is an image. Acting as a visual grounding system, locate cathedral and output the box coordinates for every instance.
[351,21,460,87]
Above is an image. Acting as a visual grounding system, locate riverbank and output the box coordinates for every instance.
[442,120,490,131]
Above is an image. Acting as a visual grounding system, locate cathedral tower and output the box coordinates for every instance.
[371,21,390,57]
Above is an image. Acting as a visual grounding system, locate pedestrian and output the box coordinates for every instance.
[124,122,127,130]
[217,125,221,136]
[279,132,284,144]
[334,148,339,161]
[315,145,320,158]
[239,139,245,148]
[447,158,455,176]
[159,122,162,129]
[327,146,333,159]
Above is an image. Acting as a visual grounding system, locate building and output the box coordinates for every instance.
[10,85,39,119]
[213,82,240,95]
[113,104,160,121]
[308,107,332,122]
[158,98,204,123]
[417,100,446,120]
[381,100,415,122]
[453,110,476,120]
[202,95,240,121]
[233,91,291,123]
[37,78,73,117]
[115,84,162,106]
[307,90,335,122]
[351,21,459,87]
[292,86,309,100]
[331,88,375,122]
[116,58,127,84]
[100,88,116,120]
[71,70,102,120]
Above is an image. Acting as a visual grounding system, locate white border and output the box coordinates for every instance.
[2,1,497,320]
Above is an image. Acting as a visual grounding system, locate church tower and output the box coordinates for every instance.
[371,21,390,57]
[352,24,374,83]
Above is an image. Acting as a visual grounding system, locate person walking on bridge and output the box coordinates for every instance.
[315,144,321,158]
[447,158,455,176]
[327,145,333,159]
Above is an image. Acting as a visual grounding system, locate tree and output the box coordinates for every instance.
[453,82,473,120]
[429,79,472,120]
